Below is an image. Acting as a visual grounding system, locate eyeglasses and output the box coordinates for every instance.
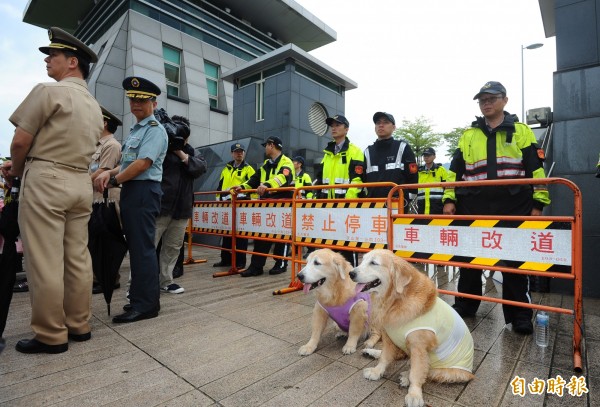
[477,96,503,106]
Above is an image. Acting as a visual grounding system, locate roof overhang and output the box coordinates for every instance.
[22,0,336,51]
[538,0,556,38]
[222,43,357,90]
[23,0,96,32]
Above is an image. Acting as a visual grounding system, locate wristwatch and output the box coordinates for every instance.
[109,176,119,187]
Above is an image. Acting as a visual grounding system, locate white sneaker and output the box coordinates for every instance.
[161,283,184,294]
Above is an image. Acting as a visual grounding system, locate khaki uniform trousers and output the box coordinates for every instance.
[19,160,93,345]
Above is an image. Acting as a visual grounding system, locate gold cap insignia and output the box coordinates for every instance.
[131,78,140,88]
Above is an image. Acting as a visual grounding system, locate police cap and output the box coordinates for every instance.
[422,147,436,156]
[473,81,507,100]
[39,27,98,63]
[373,112,396,125]
[100,105,122,127]
[325,115,350,127]
[261,136,283,149]
[231,143,245,152]
[292,156,305,165]
[122,76,161,99]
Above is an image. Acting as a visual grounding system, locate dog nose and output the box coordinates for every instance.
[298,271,305,282]
[349,270,357,280]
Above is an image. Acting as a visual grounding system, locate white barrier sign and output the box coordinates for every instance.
[393,221,571,266]
[295,207,389,244]
[192,205,232,231]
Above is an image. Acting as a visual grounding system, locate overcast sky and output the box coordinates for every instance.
[0,0,555,160]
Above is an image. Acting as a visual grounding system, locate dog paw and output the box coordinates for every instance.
[399,370,410,387]
[298,344,316,356]
[362,348,382,359]
[342,344,356,355]
[363,367,382,381]
[405,392,425,407]
[363,339,377,348]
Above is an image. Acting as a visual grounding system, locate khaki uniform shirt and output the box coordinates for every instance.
[9,77,103,169]
[90,135,122,202]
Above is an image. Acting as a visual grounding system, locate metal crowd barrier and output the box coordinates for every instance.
[185,178,582,371]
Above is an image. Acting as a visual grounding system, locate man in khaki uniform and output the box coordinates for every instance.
[90,106,123,294]
[5,27,103,354]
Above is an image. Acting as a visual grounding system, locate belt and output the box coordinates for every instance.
[26,157,88,172]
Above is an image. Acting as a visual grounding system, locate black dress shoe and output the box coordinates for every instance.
[268,266,287,275]
[112,309,159,323]
[213,261,231,267]
[240,266,263,277]
[16,338,68,354]
[235,263,246,269]
[123,303,132,311]
[513,318,534,335]
[68,332,91,342]
[93,282,121,294]
[452,304,476,318]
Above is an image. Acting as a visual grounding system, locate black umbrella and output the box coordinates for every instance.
[88,190,127,315]
[0,181,20,337]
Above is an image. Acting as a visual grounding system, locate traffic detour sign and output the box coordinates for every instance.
[393,218,572,272]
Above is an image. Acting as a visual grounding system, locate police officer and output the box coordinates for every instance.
[95,77,168,323]
[443,81,551,334]
[291,156,313,199]
[314,115,364,266]
[364,112,418,203]
[6,27,103,353]
[90,106,123,294]
[416,147,447,214]
[214,143,256,269]
[233,136,295,277]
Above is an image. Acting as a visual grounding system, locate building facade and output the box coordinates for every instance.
[539,0,600,297]
[22,0,348,163]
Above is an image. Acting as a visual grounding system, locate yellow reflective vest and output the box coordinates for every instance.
[417,163,447,214]
[443,114,550,208]
[293,170,314,198]
[216,161,256,200]
[241,153,295,199]
[315,138,365,199]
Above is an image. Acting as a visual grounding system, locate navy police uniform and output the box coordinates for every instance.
[117,77,167,319]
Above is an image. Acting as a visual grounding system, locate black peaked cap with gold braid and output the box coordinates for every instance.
[122,76,161,99]
[39,27,98,63]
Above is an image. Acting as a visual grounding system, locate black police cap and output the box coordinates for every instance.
[122,76,161,99]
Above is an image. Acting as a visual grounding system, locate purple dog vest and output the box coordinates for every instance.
[317,292,371,332]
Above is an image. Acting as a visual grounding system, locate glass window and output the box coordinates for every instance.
[256,81,264,121]
[204,61,219,108]
[163,44,181,97]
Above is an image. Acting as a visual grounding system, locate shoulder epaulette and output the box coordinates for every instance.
[149,120,159,126]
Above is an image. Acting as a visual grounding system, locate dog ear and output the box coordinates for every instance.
[392,255,412,294]
[334,252,346,280]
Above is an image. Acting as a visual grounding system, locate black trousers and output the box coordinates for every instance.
[220,236,248,267]
[453,187,534,323]
[250,240,291,269]
[121,181,161,314]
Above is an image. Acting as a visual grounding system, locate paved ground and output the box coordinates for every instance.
[1,246,597,406]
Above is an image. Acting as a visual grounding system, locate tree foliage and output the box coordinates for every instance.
[440,126,469,158]
[393,116,443,166]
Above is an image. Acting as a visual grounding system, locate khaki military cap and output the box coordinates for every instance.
[39,27,98,63]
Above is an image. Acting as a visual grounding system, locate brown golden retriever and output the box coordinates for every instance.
[297,249,379,355]
[350,249,474,407]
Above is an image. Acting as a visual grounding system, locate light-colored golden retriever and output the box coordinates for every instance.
[297,249,379,355]
[350,249,474,407]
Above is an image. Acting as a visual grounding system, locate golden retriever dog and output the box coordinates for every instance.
[297,249,380,356]
[350,249,474,407]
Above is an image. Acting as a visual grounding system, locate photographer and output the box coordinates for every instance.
[154,110,206,294]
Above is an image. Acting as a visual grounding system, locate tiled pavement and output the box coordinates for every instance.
[1,247,597,406]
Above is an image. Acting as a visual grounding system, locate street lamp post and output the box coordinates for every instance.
[521,43,544,122]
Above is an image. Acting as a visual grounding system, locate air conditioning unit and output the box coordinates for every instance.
[526,107,552,127]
